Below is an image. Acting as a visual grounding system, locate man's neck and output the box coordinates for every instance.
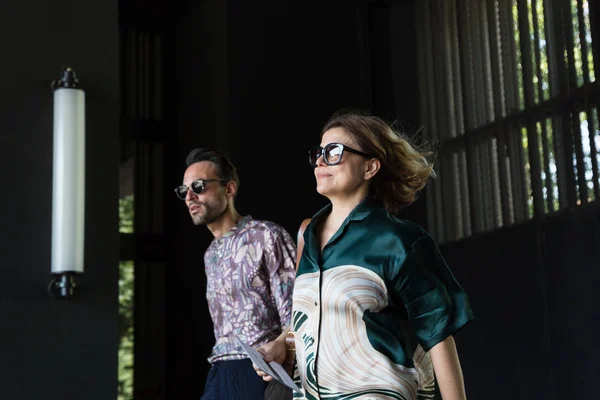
[207,209,243,239]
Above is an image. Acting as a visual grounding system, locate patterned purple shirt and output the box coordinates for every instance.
[204,215,297,363]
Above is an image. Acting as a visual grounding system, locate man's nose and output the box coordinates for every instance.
[185,187,198,201]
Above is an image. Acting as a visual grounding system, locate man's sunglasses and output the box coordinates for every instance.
[308,143,373,167]
[174,179,225,200]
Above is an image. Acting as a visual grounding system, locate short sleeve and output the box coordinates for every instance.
[393,233,473,352]
[263,225,297,329]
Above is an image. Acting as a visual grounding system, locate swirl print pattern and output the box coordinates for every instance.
[293,266,420,400]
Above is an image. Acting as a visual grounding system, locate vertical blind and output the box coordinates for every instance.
[417,0,600,243]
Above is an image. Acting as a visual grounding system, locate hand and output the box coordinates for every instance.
[252,337,287,381]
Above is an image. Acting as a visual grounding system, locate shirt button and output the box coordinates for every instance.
[314,300,318,306]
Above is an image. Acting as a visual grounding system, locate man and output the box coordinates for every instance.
[175,148,297,400]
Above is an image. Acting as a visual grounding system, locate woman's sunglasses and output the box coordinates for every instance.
[174,179,225,200]
[308,143,373,167]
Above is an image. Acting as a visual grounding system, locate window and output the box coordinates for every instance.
[118,193,134,400]
[118,23,167,399]
[417,0,600,243]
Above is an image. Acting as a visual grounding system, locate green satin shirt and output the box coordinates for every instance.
[292,199,473,400]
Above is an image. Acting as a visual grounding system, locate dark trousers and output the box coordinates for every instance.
[264,380,293,400]
[200,359,268,400]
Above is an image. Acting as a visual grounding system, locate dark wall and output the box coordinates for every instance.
[166,0,423,397]
[0,1,120,399]
[158,1,600,400]
[223,0,375,230]
[441,203,600,400]
[150,0,600,399]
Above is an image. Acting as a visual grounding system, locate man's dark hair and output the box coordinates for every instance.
[186,148,241,189]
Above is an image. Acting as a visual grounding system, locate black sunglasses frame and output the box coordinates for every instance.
[174,179,226,200]
[308,143,373,167]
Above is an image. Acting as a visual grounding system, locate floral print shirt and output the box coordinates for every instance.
[204,215,297,363]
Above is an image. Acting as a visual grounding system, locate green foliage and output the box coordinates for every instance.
[118,195,134,400]
[513,0,597,216]
[119,194,134,234]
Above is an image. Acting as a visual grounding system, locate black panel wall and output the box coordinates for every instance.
[441,203,600,400]
[149,0,600,398]
[542,205,600,399]
[0,1,120,399]
[165,0,422,397]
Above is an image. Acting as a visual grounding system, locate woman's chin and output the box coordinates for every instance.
[317,184,340,199]
[316,183,329,196]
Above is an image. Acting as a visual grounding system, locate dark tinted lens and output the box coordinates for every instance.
[190,180,206,194]
[324,144,343,165]
[308,147,322,167]
[175,186,188,199]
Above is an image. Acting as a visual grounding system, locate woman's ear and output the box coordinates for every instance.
[364,158,380,180]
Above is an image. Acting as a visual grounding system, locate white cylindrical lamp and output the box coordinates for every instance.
[50,67,85,299]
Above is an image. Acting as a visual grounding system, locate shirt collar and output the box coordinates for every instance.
[348,197,376,221]
[304,198,378,265]
[221,215,253,238]
[311,197,376,226]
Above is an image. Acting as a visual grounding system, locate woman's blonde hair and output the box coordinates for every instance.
[322,111,436,214]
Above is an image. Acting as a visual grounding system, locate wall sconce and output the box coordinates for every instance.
[48,67,86,299]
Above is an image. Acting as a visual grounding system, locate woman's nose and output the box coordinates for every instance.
[315,152,327,167]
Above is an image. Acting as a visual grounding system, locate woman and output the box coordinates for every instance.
[256,111,473,400]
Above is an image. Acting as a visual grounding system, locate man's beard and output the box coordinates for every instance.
[190,197,228,226]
